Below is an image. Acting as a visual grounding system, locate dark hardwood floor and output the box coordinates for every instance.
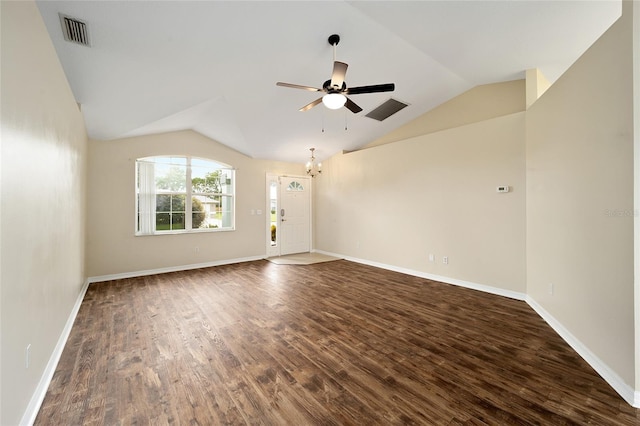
[35,260,639,425]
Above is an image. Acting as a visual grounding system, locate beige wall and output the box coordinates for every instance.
[86,130,303,278]
[527,1,635,388]
[315,112,527,293]
[365,79,525,149]
[0,2,88,424]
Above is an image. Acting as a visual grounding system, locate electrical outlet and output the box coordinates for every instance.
[443,256,448,265]
[26,344,31,369]
[428,254,435,262]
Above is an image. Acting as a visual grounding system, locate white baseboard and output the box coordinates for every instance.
[314,249,639,408]
[526,296,638,408]
[313,250,526,301]
[87,255,265,283]
[24,251,639,426]
[20,279,90,426]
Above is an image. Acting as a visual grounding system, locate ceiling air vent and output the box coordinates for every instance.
[59,14,91,47]
[365,98,409,121]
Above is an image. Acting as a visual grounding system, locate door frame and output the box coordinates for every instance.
[265,173,312,257]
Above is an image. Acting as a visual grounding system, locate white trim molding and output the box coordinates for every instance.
[632,0,640,409]
[22,250,639,426]
[315,249,639,408]
[20,279,90,426]
[526,296,638,408]
[313,249,526,301]
[87,255,265,284]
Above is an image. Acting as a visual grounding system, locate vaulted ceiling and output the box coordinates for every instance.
[36,1,621,164]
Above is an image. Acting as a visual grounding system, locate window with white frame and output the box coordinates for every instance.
[136,156,234,235]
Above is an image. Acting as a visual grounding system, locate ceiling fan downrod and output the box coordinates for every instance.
[328,34,340,62]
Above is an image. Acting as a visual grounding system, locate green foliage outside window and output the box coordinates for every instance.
[155,194,205,230]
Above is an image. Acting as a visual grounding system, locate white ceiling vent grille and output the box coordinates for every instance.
[365,98,409,121]
[59,14,91,47]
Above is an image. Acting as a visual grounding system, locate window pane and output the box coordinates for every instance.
[192,158,226,171]
[192,170,221,195]
[270,182,277,246]
[197,194,233,229]
[155,161,186,192]
[156,194,171,212]
[287,181,303,191]
[219,170,233,195]
[204,195,221,229]
[191,166,233,196]
[156,213,170,230]
[219,195,234,228]
[172,213,185,230]
[192,196,206,229]
[171,194,186,212]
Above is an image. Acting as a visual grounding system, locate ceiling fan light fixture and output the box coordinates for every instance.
[277,34,394,114]
[322,93,347,110]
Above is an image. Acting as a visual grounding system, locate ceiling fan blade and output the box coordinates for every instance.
[330,61,348,89]
[299,97,323,112]
[344,97,363,114]
[276,82,322,92]
[345,83,395,95]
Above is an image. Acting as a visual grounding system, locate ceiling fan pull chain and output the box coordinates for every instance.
[344,110,348,131]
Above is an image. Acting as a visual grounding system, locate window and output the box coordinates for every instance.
[136,156,234,235]
[287,181,304,191]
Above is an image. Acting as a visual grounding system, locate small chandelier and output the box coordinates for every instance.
[306,148,322,177]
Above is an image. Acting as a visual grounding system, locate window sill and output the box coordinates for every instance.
[135,227,235,237]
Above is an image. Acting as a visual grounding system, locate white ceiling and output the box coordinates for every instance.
[35,1,621,164]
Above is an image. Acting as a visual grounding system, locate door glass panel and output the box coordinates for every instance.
[287,181,304,191]
[270,181,277,246]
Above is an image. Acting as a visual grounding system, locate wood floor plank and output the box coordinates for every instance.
[35,260,639,425]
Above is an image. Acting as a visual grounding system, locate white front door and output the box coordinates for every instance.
[279,176,311,255]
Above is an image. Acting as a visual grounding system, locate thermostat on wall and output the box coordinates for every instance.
[496,186,510,193]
